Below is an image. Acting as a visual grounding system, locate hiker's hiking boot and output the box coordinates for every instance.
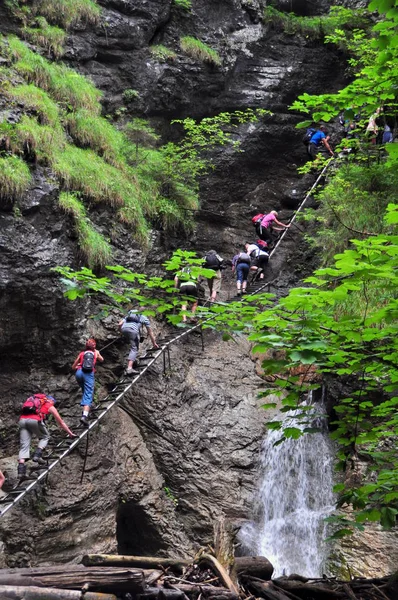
[17,463,27,479]
[32,449,46,465]
[80,415,89,427]
[126,368,140,376]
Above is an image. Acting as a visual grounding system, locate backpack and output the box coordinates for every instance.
[126,311,141,323]
[81,350,95,372]
[251,213,264,226]
[302,127,316,146]
[204,252,221,270]
[256,240,268,250]
[237,252,251,265]
[21,394,46,417]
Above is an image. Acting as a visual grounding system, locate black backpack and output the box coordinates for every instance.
[126,311,141,323]
[302,127,316,146]
[204,252,221,270]
[82,350,95,372]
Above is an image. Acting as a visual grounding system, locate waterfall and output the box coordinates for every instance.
[239,392,335,577]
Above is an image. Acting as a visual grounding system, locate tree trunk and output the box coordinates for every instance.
[0,586,116,600]
[82,555,190,574]
[214,517,236,572]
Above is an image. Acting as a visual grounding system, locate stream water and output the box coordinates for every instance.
[239,394,335,577]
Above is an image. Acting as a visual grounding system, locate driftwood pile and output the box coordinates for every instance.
[0,553,396,600]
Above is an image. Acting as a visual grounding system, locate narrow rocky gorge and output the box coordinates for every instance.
[1,0,395,579]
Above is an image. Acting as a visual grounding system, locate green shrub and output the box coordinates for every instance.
[0,155,31,200]
[59,192,113,267]
[33,0,101,29]
[122,89,139,103]
[8,36,102,113]
[124,119,160,149]
[309,162,397,264]
[150,45,177,62]
[23,18,66,58]
[180,36,221,66]
[66,109,126,167]
[10,84,60,126]
[173,0,191,11]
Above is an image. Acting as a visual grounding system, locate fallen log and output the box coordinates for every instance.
[174,582,240,600]
[273,578,346,600]
[82,555,190,574]
[0,566,145,593]
[198,553,239,596]
[240,577,293,600]
[232,556,274,581]
[0,586,116,600]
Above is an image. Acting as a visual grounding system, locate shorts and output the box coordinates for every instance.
[207,270,221,294]
[180,284,198,298]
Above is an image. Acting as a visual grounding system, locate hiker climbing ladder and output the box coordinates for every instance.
[0,161,332,519]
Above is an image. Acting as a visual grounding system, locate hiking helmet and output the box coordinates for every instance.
[46,395,56,404]
[86,338,96,350]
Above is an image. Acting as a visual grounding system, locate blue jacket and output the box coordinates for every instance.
[309,130,326,146]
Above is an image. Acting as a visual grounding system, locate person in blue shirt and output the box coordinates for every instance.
[308,125,334,160]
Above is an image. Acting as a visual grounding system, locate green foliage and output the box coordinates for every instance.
[180,36,221,66]
[173,0,191,11]
[0,154,31,200]
[123,119,160,148]
[263,5,369,40]
[307,162,397,264]
[10,84,60,126]
[23,17,66,57]
[59,192,113,267]
[32,0,101,29]
[164,486,179,508]
[150,45,177,63]
[122,88,139,103]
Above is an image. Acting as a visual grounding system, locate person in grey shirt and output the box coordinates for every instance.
[119,310,159,375]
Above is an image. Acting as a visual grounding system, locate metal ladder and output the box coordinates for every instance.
[0,162,331,518]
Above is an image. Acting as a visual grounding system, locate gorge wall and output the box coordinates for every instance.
[1,0,394,578]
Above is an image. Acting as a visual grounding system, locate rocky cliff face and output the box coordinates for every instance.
[2,0,393,577]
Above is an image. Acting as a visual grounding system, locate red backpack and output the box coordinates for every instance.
[252,213,264,225]
[21,394,47,418]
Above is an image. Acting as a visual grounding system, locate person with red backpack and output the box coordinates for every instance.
[18,394,76,479]
[72,338,104,427]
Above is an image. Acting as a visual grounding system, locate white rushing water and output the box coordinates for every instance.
[239,394,335,577]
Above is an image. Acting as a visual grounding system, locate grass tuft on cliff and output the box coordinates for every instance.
[59,192,113,268]
[150,45,177,63]
[10,84,60,126]
[32,0,101,29]
[263,5,368,40]
[23,17,66,58]
[0,155,31,200]
[66,110,126,167]
[13,115,65,164]
[180,37,221,66]
[8,36,102,113]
